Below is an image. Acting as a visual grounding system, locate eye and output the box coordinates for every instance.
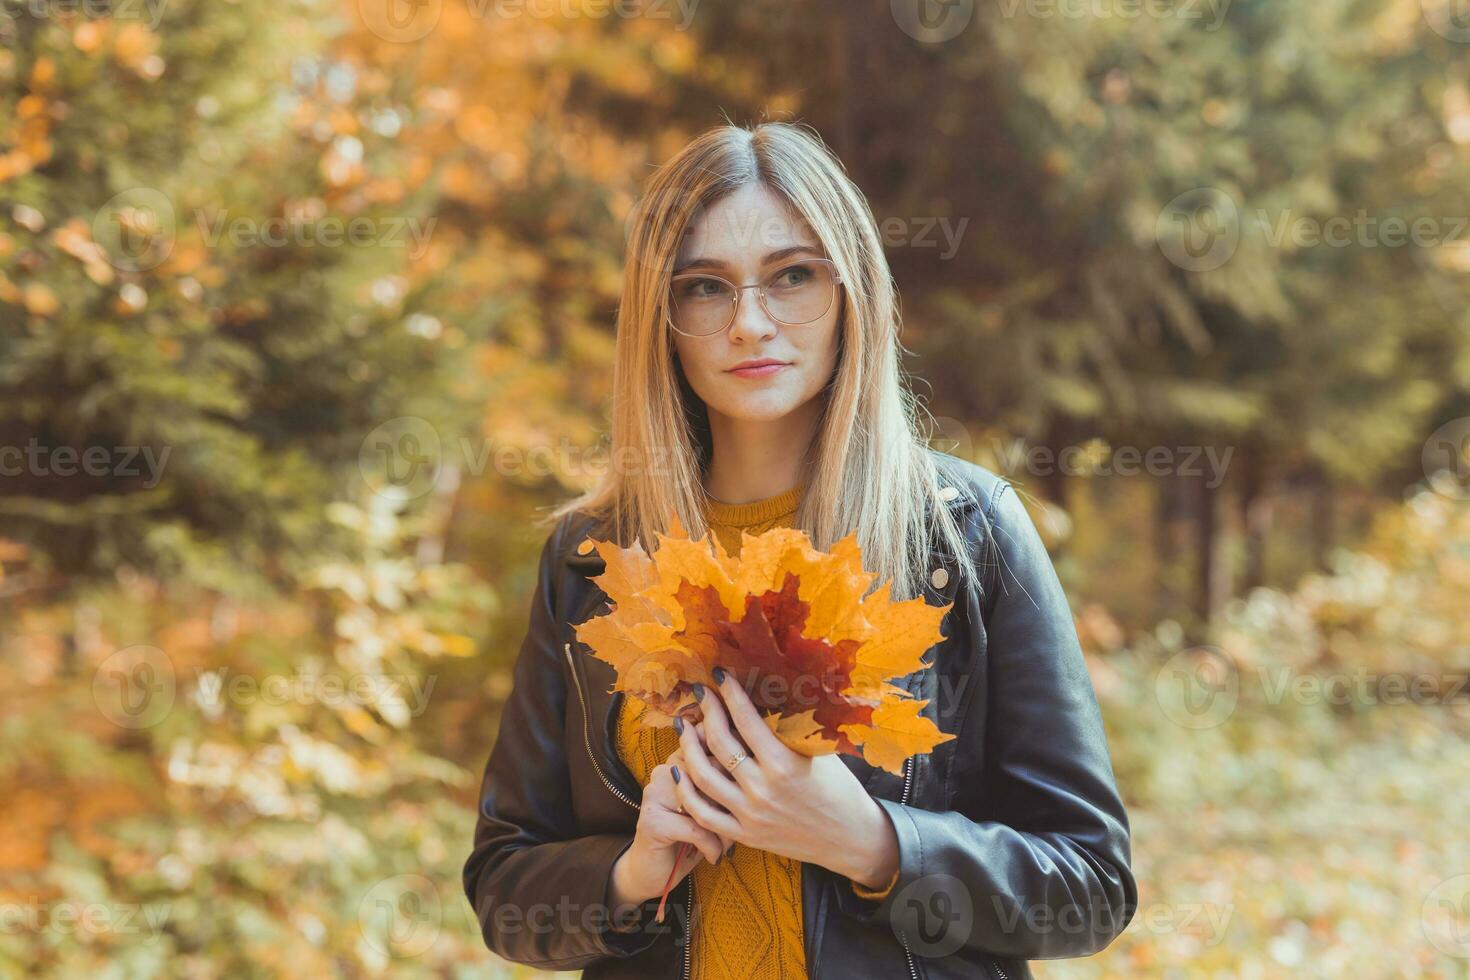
[769,264,816,289]
[674,276,728,301]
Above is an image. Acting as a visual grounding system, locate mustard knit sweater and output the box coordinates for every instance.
[614,480,898,980]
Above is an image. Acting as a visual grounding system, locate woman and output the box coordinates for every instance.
[464,122,1136,980]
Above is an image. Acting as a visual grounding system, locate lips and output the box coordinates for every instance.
[729,361,788,378]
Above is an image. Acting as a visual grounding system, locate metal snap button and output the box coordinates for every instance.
[938,485,960,501]
[930,566,950,590]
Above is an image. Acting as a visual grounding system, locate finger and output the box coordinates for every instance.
[691,682,753,784]
[671,746,733,814]
[676,716,744,811]
[647,761,685,814]
[674,714,711,758]
[648,764,723,863]
[652,805,724,865]
[710,666,790,769]
[673,815,726,865]
[689,718,710,754]
[694,722,727,772]
[693,725,746,852]
[671,761,743,840]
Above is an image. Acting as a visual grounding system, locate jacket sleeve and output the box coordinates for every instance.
[462,520,666,970]
[832,478,1137,960]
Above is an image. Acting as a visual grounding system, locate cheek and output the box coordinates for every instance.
[673,335,710,378]
[808,312,842,379]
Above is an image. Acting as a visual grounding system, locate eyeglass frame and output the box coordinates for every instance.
[665,257,845,338]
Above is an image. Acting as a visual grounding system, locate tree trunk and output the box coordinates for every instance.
[1194,471,1218,625]
[1154,474,1177,621]
[1238,452,1270,592]
[1312,472,1336,572]
[827,0,854,161]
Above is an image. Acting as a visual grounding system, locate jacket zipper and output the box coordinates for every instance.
[564,641,640,810]
[682,875,693,980]
[563,642,695,980]
[897,753,921,980]
[892,754,1009,980]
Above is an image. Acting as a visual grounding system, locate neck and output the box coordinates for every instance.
[703,400,820,504]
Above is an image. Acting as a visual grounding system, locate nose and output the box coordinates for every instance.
[726,282,778,344]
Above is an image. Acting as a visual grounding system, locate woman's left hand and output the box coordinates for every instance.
[667,666,900,891]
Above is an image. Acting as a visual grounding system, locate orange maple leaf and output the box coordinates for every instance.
[572,514,956,776]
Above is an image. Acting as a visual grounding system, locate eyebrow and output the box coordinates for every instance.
[673,245,824,275]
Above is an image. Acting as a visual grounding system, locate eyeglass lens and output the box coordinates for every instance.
[670,261,836,336]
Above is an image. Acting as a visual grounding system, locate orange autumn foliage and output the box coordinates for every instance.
[573,515,956,775]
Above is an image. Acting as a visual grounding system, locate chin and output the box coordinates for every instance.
[711,395,800,423]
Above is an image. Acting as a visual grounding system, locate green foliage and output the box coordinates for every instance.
[0,0,471,587]
[0,495,500,977]
[1060,485,1470,976]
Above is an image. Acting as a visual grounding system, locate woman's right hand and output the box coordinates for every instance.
[609,748,733,908]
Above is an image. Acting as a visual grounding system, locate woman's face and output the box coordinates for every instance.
[669,183,842,427]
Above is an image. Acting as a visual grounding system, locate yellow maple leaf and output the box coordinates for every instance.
[573,517,955,775]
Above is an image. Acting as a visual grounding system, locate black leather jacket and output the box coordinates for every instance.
[464,450,1137,979]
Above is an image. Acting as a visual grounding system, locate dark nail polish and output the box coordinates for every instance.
[712,666,726,684]
[725,843,736,858]
[673,716,684,735]
[671,765,681,783]
[691,683,705,702]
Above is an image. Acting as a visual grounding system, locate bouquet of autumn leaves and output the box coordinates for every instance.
[572,513,956,917]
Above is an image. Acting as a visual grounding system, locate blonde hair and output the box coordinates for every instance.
[546,120,978,602]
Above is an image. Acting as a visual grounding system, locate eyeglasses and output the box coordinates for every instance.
[667,258,843,337]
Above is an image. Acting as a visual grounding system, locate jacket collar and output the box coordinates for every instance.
[562,471,978,579]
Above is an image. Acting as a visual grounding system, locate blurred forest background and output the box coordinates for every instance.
[3,0,1470,976]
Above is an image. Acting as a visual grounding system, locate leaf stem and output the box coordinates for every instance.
[654,841,694,922]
